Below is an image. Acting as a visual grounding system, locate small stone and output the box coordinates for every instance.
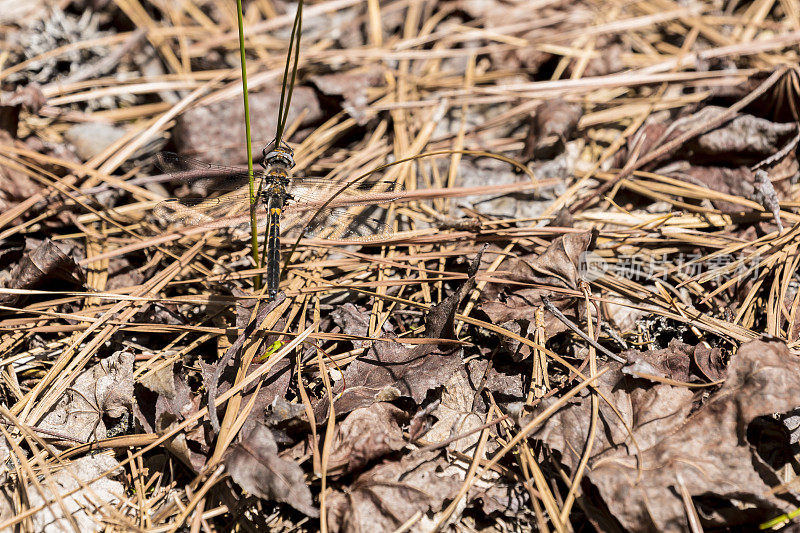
[172,87,322,164]
[65,122,127,161]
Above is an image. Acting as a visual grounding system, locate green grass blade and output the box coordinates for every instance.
[236,0,261,290]
[274,0,304,148]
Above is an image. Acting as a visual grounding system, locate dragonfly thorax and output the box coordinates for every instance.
[260,177,291,209]
[260,143,294,208]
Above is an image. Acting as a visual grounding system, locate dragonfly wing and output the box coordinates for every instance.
[154,192,254,228]
[154,152,260,191]
[289,176,403,206]
[281,208,393,241]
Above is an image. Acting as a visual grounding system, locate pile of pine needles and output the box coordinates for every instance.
[1,0,799,531]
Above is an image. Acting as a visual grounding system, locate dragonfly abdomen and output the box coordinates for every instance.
[266,206,282,300]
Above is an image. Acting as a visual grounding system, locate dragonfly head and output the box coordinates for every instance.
[261,140,295,170]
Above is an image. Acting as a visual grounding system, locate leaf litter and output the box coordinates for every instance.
[0,0,800,532]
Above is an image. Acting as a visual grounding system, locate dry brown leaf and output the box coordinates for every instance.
[621,339,715,383]
[224,423,319,517]
[326,451,461,532]
[676,165,765,213]
[692,343,726,382]
[205,294,287,432]
[467,359,525,402]
[37,351,134,445]
[574,341,800,532]
[528,362,694,472]
[618,106,799,172]
[686,110,798,158]
[0,238,84,305]
[0,454,123,533]
[330,302,374,350]
[480,231,593,357]
[523,98,583,161]
[134,363,207,472]
[320,248,484,416]
[424,367,484,453]
[327,402,407,475]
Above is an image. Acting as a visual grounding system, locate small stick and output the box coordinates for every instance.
[45,29,148,89]
[541,296,626,363]
[751,126,800,171]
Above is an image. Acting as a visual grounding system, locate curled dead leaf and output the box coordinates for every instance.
[224,423,319,518]
[0,238,85,306]
[135,363,208,473]
[523,98,583,161]
[326,451,461,532]
[327,402,408,475]
[480,231,593,358]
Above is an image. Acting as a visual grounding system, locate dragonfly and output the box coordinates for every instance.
[154,0,402,299]
[153,142,402,299]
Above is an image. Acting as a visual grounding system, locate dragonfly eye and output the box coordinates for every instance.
[261,139,295,169]
[263,150,295,169]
